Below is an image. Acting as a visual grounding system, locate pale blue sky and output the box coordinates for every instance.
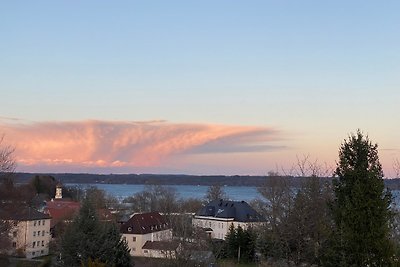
[1,1,399,175]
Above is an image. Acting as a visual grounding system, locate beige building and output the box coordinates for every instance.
[120,212,175,257]
[192,200,265,240]
[6,207,52,258]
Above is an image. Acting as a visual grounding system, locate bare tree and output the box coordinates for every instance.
[256,156,334,265]
[0,135,16,174]
[0,135,16,252]
[124,184,178,214]
[280,154,333,178]
[205,184,228,202]
[393,158,400,179]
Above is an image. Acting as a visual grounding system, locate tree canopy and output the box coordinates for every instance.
[60,198,132,267]
[327,130,394,266]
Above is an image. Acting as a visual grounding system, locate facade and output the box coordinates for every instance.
[120,212,173,257]
[6,208,52,258]
[141,240,180,258]
[192,200,265,240]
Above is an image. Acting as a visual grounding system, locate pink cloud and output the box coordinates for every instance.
[1,120,282,171]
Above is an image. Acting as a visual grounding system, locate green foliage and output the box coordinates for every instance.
[61,198,132,267]
[97,223,132,267]
[326,130,395,266]
[224,225,256,263]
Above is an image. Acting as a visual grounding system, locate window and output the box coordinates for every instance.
[143,250,148,254]
[13,231,17,237]
[41,250,44,254]
[132,247,136,251]
[32,251,35,256]
[38,220,41,226]
[42,230,45,236]
[12,242,16,248]
[34,221,36,227]
[33,232,36,237]
[132,236,136,242]
[42,240,44,246]
[13,221,18,226]
[32,242,35,248]
[38,231,41,236]
[42,220,45,225]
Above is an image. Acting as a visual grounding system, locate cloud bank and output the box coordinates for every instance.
[1,120,283,172]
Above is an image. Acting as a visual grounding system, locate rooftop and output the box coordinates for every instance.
[195,199,265,222]
[120,212,170,235]
[0,205,51,221]
[142,240,179,251]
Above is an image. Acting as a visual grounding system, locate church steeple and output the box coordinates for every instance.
[55,182,62,199]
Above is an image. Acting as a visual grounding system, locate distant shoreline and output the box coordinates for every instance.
[13,172,400,189]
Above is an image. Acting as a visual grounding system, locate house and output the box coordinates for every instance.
[1,207,51,259]
[120,212,174,257]
[44,184,114,235]
[192,199,265,240]
[141,240,180,258]
[45,199,80,229]
[44,183,80,234]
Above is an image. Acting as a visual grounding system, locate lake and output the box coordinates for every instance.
[66,183,400,206]
[66,183,261,202]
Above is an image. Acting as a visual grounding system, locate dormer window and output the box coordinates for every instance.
[127,227,132,232]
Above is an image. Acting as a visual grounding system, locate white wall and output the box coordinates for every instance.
[192,217,263,240]
[122,229,173,257]
[11,218,51,259]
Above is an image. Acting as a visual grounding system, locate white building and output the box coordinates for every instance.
[192,200,265,240]
[120,212,176,258]
[4,207,52,258]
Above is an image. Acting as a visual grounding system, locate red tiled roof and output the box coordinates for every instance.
[120,212,170,235]
[45,200,80,227]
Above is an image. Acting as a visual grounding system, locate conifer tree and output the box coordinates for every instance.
[327,130,394,266]
[61,198,132,267]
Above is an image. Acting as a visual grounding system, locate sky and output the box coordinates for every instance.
[0,1,399,176]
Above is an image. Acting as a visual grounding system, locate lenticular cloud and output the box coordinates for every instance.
[1,120,279,168]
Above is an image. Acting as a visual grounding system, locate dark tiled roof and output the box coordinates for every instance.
[142,241,179,251]
[120,212,170,235]
[195,200,265,222]
[0,206,51,221]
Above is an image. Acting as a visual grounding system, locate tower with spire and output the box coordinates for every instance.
[55,182,62,199]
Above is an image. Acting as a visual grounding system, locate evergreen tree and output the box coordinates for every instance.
[327,130,394,266]
[61,198,132,267]
[97,223,131,267]
[225,224,237,259]
[224,224,256,263]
